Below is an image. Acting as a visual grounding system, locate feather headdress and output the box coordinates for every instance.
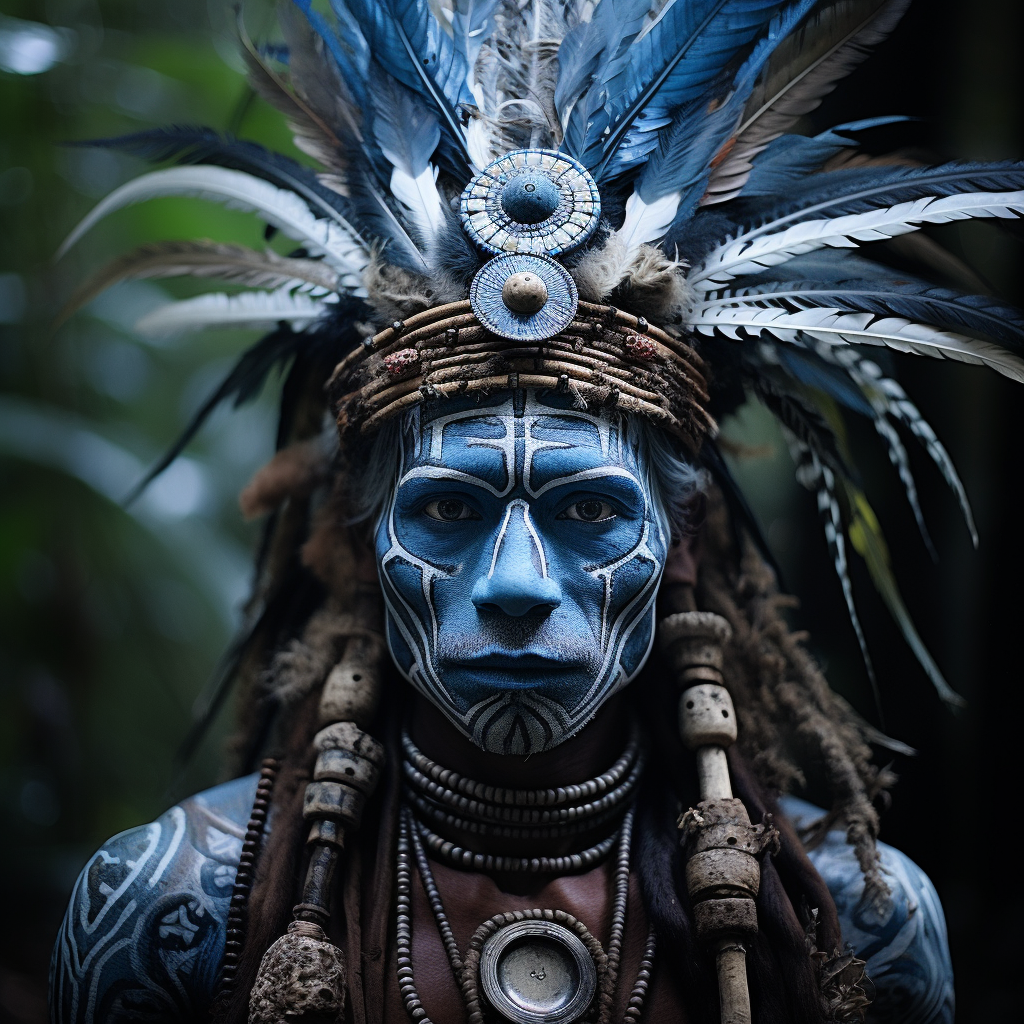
[59,0,1024,707]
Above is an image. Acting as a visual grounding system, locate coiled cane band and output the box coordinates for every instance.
[329,300,715,453]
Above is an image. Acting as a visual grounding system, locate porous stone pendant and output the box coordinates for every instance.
[479,919,598,1024]
[248,920,346,1023]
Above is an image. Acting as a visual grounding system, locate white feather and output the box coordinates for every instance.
[690,303,1024,383]
[134,287,331,337]
[57,166,369,290]
[615,191,681,260]
[691,190,1024,291]
[388,164,445,246]
[466,113,497,170]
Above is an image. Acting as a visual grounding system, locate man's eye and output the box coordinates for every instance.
[560,500,616,523]
[424,499,478,522]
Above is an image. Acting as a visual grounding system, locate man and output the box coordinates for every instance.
[54,0,1022,1020]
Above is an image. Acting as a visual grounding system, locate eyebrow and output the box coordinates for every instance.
[397,465,512,498]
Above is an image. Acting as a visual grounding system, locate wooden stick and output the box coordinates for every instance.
[660,611,756,1024]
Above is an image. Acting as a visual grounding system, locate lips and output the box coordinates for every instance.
[445,651,586,689]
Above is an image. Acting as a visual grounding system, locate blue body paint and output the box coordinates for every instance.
[376,391,669,754]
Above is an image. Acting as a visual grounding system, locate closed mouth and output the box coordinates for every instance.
[446,652,584,688]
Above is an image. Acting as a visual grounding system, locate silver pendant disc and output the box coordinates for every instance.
[480,920,598,1024]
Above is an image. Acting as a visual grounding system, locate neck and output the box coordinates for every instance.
[409,691,629,789]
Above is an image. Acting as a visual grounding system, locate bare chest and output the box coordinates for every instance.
[381,857,688,1023]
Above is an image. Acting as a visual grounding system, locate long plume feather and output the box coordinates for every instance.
[58,240,344,325]
[690,186,1024,289]
[703,0,911,204]
[56,165,369,288]
[135,288,331,337]
[67,126,359,229]
[690,303,1024,382]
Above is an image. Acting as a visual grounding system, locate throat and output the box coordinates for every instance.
[410,692,630,788]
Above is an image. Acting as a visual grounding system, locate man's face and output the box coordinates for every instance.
[375,391,669,755]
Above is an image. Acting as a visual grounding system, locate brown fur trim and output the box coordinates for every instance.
[571,236,693,324]
[239,439,331,519]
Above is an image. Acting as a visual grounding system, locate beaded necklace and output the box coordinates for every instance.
[397,728,656,1023]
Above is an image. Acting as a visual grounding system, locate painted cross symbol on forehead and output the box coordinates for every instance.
[405,394,627,500]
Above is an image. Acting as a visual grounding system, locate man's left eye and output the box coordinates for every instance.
[559,500,616,523]
[424,499,479,521]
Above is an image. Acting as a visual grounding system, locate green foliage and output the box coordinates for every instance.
[0,1,294,1003]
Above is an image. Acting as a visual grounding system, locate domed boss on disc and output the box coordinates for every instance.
[460,150,601,257]
[470,253,578,341]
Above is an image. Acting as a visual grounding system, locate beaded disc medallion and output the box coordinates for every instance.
[460,150,601,257]
[470,253,578,341]
[480,920,597,1024]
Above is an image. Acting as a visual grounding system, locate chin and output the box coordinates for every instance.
[464,689,577,756]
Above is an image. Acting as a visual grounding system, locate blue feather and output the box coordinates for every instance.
[338,0,473,171]
[575,0,787,179]
[633,0,816,221]
[292,0,370,108]
[448,0,501,85]
[774,345,876,417]
[740,116,913,197]
[556,0,658,166]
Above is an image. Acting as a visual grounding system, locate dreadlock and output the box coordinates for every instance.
[695,488,896,909]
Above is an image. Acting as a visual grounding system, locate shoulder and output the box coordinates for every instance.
[50,774,259,1024]
[779,795,954,1024]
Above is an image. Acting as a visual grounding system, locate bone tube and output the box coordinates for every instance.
[660,611,755,1024]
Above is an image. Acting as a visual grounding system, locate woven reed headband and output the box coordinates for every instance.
[329,300,715,453]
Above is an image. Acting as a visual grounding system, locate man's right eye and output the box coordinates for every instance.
[424,499,478,522]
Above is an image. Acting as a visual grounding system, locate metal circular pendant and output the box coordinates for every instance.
[480,920,598,1024]
[460,149,601,257]
[470,253,578,341]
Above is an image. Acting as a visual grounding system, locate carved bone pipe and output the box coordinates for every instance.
[660,612,758,1024]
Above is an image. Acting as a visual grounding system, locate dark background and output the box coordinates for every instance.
[1,1,1021,1021]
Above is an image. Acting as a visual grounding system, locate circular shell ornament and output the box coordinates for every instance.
[479,920,597,1024]
[470,253,578,341]
[460,149,601,257]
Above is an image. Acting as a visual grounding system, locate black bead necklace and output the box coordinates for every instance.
[396,724,656,1023]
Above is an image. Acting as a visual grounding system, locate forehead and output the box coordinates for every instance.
[401,392,643,492]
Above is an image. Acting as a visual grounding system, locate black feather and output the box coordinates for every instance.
[725,277,1024,351]
[737,159,1024,231]
[125,298,364,504]
[68,126,357,229]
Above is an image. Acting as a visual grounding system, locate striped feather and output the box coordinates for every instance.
[689,303,1024,383]
[690,189,1024,290]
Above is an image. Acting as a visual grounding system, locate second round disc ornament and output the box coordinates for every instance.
[470,253,578,341]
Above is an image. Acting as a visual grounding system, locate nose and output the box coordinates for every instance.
[471,500,562,617]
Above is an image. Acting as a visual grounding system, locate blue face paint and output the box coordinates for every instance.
[375,391,669,755]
